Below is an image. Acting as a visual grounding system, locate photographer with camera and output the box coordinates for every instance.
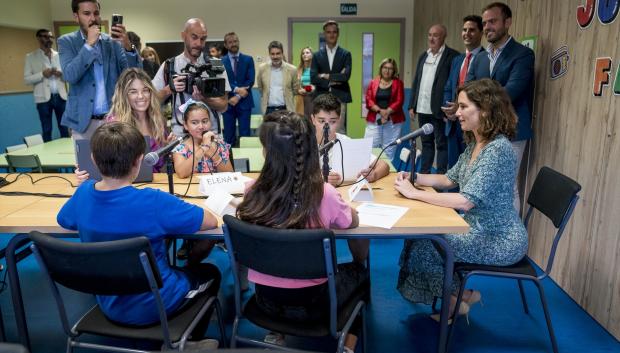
[154,18,231,136]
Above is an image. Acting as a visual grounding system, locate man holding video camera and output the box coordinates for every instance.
[154,18,231,136]
[58,0,141,140]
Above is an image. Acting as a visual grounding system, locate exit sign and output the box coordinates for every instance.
[340,3,357,15]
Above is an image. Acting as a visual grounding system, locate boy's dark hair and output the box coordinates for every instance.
[71,0,100,13]
[483,2,512,19]
[91,122,146,178]
[267,40,283,52]
[36,29,50,37]
[463,15,483,31]
[312,93,341,116]
[323,20,339,32]
[127,31,141,50]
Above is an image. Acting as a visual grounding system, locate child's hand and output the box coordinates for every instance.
[74,164,89,186]
[328,171,343,186]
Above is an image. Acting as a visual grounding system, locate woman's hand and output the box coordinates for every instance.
[394,172,419,199]
[74,164,89,186]
[165,133,177,144]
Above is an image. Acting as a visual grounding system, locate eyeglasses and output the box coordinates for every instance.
[382,66,395,71]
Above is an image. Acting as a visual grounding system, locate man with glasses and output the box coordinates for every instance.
[24,29,69,142]
[407,24,459,174]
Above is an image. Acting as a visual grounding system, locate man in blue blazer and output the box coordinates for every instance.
[58,0,140,140]
[311,20,352,133]
[221,32,255,146]
[466,2,535,211]
[442,15,484,168]
[408,24,459,174]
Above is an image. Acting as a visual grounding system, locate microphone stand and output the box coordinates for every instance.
[165,153,174,195]
[409,139,417,184]
[322,123,330,183]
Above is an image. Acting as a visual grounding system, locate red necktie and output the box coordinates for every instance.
[458,52,472,86]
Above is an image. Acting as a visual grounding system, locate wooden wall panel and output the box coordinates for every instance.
[413,0,620,339]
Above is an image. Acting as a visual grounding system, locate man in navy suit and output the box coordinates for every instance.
[467,2,535,211]
[58,0,140,140]
[221,32,255,146]
[311,20,352,133]
[441,15,484,168]
[408,24,459,174]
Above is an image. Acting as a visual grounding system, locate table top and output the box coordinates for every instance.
[0,173,468,236]
[1,139,395,173]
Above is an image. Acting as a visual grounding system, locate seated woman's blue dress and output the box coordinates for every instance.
[397,135,528,303]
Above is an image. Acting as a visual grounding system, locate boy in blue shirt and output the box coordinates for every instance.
[57,122,221,347]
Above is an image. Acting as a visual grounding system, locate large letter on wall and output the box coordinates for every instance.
[614,64,620,95]
[598,0,620,24]
[577,0,597,28]
[593,57,612,97]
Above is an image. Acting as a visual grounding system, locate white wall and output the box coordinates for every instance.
[47,0,416,80]
[0,0,52,29]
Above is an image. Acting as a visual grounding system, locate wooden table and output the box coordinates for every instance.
[0,172,467,352]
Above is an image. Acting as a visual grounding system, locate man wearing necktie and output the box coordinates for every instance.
[441,15,484,168]
[221,32,255,146]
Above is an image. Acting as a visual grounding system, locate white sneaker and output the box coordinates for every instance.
[184,338,219,350]
[263,332,286,346]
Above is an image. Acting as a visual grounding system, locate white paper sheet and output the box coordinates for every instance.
[329,137,373,181]
[204,189,237,216]
[356,203,409,229]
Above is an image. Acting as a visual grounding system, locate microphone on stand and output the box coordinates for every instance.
[144,136,184,166]
[387,123,434,147]
[319,138,339,155]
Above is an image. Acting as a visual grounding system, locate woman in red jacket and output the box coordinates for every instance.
[364,58,405,159]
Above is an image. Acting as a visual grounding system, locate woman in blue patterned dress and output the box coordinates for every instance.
[394,78,528,321]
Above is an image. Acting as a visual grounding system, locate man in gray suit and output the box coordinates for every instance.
[59,0,140,140]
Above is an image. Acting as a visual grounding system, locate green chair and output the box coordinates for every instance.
[6,144,27,153]
[239,137,261,148]
[6,154,43,173]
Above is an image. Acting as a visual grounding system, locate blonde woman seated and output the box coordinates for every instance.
[394,79,528,322]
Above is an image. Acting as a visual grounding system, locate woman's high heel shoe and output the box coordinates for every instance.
[430,301,470,325]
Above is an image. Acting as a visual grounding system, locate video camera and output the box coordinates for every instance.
[176,57,226,98]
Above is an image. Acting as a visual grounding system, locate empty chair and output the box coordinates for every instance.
[222,215,368,353]
[445,167,581,353]
[23,134,44,147]
[5,144,27,153]
[6,154,42,173]
[239,137,261,148]
[29,231,226,353]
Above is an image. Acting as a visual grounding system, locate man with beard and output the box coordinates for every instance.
[466,2,535,212]
[154,18,231,136]
[256,41,299,115]
[58,0,141,140]
[221,32,255,146]
[24,29,69,141]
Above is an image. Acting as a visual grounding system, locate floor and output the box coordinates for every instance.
[0,237,618,353]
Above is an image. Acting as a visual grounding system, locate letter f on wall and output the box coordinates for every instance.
[593,57,612,96]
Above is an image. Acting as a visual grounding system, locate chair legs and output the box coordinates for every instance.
[518,279,530,314]
[230,317,240,348]
[214,300,228,348]
[533,279,559,353]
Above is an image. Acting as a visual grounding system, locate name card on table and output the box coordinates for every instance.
[199,172,249,196]
[348,176,374,202]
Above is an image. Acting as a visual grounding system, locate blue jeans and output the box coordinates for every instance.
[223,105,251,146]
[36,94,69,142]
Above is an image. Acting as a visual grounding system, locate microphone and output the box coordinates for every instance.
[388,123,434,147]
[319,138,339,155]
[144,136,184,166]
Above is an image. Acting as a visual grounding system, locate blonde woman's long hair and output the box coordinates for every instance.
[108,68,167,146]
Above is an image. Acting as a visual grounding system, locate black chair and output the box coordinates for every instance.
[233,158,250,173]
[222,215,368,353]
[446,167,581,353]
[28,231,226,352]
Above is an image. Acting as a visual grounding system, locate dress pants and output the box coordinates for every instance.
[36,93,69,142]
[417,113,447,174]
[223,105,251,146]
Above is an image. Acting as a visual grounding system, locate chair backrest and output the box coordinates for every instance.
[233,158,250,173]
[23,134,44,147]
[524,167,581,276]
[6,154,43,173]
[29,231,163,295]
[222,215,336,279]
[6,144,27,153]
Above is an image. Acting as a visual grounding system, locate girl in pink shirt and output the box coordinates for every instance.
[236,110,368,352]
